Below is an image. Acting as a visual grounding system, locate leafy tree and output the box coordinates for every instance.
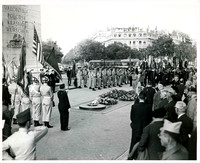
[42,39,64,63]
[150,35,175,58]
[174,41,197,61]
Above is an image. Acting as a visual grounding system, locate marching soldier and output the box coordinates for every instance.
[40,76,53,128]
[117,68,122,87]
[29,77,42,127]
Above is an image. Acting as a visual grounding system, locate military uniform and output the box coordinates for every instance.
[111,68,116,86]
[20,90,31,112]
[29,78,42,126]
[2,109,48,160]
[82,68,88,87]
[76,68,83,88]
[96,68,102,89]
[91,69,97,91]
[106,68,112,87]
[101,68,107,88]
[40,77,53,127]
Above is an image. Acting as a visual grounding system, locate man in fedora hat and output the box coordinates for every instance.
[158,119,188,160]
[2,108,48,160]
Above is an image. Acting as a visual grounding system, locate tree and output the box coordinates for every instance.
[42,39,64,63]
[174,41,197,61]
[150,35,175,58]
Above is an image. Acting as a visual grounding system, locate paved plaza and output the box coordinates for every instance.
[12,75,133,160]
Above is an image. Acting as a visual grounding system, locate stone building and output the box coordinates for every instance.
[2,5,42,72]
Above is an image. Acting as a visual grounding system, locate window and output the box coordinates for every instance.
[118,34,121,37]
[143,41,146,44]
[114,34,117,37]
[133,34,136,37]
[133,41,135,44]
[124,34,127,37]
[129,34,132,37]
[143,33,146,36]
[139,33,142,37]
[129,41,131,44]
[139,41,142,44]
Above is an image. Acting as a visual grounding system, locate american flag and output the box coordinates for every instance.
[32,26,44,64]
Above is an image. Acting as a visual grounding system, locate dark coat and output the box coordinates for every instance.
[164,99,177,122]
[129,102,152,154]
[177,114,193,149]
[143,86,156,105]
[57,90,71,130]
[138,120,165,160]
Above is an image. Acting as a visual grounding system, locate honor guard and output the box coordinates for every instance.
[29,77,42,127]
[20,89,31,112]
[87,68,92,89]
[117,68,122,87]
[101,68,107,88]
[111,68,116,87]
[40,76,53,128]
[82,67,88,87]
[9,79,22,124]
[96,68,102,89]
[106,68,112,87]
[76,66,83,88]
[91,68,97,91]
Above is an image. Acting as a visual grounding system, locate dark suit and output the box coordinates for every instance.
[138,120,165,160]
[177,114,193,149]
[129,102,152,154]
[143,86,156,106]
[57,90,71,130]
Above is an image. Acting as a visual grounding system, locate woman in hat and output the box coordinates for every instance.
[40,76,53,128]
[57,84,71,131]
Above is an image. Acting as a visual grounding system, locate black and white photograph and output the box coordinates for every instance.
[1,0,199,161]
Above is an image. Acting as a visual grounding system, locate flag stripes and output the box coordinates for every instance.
[32,26,44,64]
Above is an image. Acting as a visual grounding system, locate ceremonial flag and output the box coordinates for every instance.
[32,26,44,64]
[45,47,62,80]
[17,40,29,96]
[2,54,9,82]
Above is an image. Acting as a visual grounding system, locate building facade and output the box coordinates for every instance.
[92,26,191,49]
[2,5,41,71]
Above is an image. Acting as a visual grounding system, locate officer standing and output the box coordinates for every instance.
[29,77,42,127]
[40,76,53,128]
[2,108,48,160]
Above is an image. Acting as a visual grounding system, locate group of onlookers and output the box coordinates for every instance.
[128,65,197,160]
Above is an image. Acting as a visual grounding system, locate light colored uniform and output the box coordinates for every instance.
[91,69,96,89]
[8,81,17,108]
[82,69,88,86]
[107,68,112,87]
[20,90,31,112]
[96,70,101,88]
[87,70,92,88]
[2,127,48,160]
[9,83,22,119]
[112,69,116,86]
[102,69,107,87]
[29,84,41,121]
[40,83,53,122]
[76,69,83,87]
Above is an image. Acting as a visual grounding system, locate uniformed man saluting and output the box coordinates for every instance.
[40,76,53,128]
[2,108,48,160]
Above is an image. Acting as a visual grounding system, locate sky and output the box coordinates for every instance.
[2,0,200,54]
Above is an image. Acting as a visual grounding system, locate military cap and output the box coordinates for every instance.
[32,77,39,83]
[161,119,182,134]
[16,108,31,124]
[42,76,49,82]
